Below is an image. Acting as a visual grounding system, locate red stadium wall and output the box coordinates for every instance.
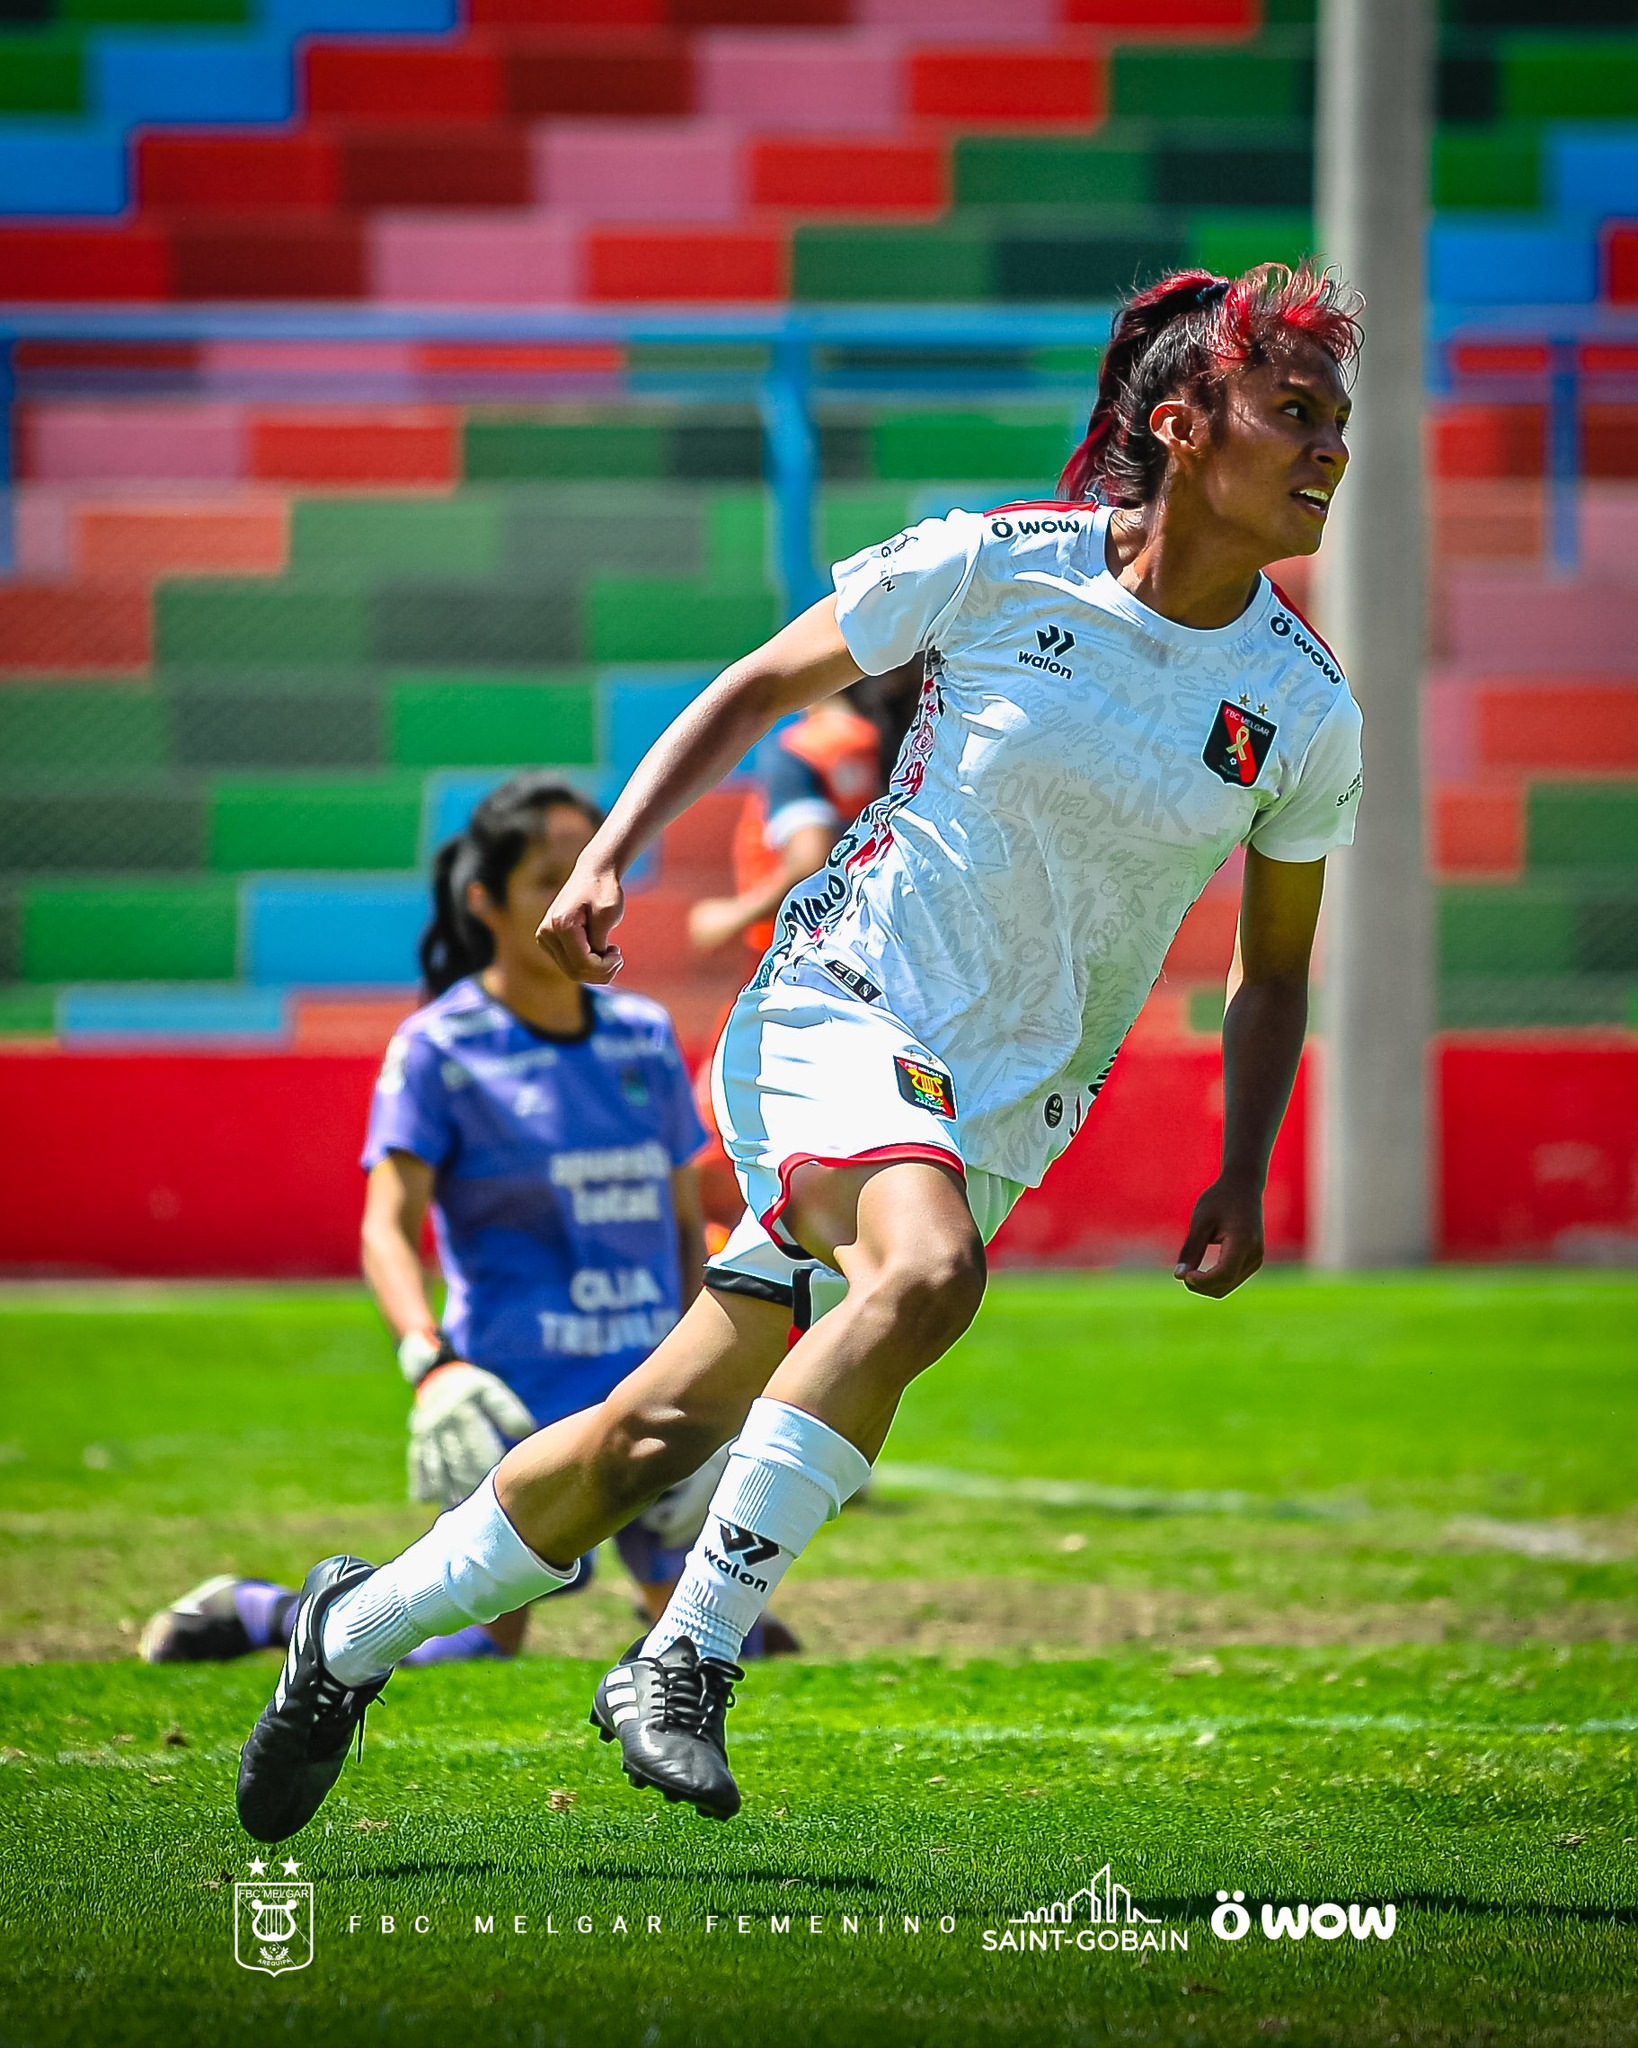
[1,1040,1634,1278]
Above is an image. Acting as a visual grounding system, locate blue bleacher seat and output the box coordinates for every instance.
[244,877,425,986]
[90,33,295,126]
[58,985,291,1043]
[259,0,458,31]
[0,126,127,216]
[1429,218,1598,305]
[1549,128,1638,218]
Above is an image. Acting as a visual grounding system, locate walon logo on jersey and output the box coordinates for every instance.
[1204,700,1277,786]
[895,1056,957,1120]
[1018,624,1076,678]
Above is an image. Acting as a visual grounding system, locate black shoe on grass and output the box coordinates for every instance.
[236,1555,387,1843]
[139,1576,296,1664]
[591,1636,743,1821]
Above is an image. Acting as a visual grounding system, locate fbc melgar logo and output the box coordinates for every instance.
[234,1858,314,1976]
[983,1865,1398,1953]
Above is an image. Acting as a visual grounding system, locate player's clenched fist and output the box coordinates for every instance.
[407,1358,537,1507]
[536,857,625,983]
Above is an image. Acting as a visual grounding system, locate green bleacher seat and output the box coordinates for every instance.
[1110,47,1314,124]
[1439,884,1577,976]
[1434,127,1540,209]
[953,137,1152,210]
[0,782,204,873]
[792,225,994,303]
[371,586,579,665]
[1527,785,1638,872]
[156,584,373,667]
[0,687,169,770]
[0,985,55,1036]
[0,35,83,114]
[163,675,386,769]
[871,410,1070,483]
[820,489,915,564]
[1500,36,1638,120]
[62,0,248,21]
[499,485,708,583]
[22,877,239,982]
[289,496,506,580]
[387,671,598,767]
[207,774,424,872]
[463,420,669,482]
[703,491,769,587]
[1185,210,1315,275]
[1438,976,1635,1029]
[994,224,1187,300]
[584,581,777,663]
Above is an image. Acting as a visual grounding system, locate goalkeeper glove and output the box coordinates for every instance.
[397,1329,536,1508]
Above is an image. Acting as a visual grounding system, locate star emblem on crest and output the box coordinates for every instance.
[247,1858,267,1875]
[281,1858,301,1876]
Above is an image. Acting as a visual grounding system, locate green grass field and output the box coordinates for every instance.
[1,1273,1635,2047]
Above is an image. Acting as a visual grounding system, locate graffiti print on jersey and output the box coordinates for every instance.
[1203,701,1277,787]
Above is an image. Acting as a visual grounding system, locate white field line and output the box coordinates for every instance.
[872,1462,1361,1520]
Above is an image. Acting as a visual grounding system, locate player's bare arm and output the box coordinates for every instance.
[1175,848,1326,1298]
[537,600,862,981]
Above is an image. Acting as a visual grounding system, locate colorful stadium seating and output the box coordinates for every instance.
[1,0,1636,1263]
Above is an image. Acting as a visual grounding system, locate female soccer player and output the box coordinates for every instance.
[149,772,773,1673]
[237,262,1366,1840]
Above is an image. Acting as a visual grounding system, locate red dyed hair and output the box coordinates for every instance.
[1057,260,1364,508]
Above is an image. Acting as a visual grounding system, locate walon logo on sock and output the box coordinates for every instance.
[705,1520,780,1588]
[234,1858,314,1976]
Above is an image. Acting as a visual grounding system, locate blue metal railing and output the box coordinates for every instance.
[2,299,1636,598]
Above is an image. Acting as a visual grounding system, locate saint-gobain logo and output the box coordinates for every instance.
[982,1862,1190,1954]
[235,1874,314,1976]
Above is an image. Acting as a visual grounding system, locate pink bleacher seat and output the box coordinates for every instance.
[1434,479,1543,562]
[76,502,290,580]
[1064,0,1256,26]
[137,133,340,213]
[697,30,904,132]
[0,225,172,303]
[1474,681,1638,774]
[501,31,695,117]
[1581,487,1638,583]
[857,0,1059,37]
[908,45,1106,124]
[201,339,420,380]
[1433,786,1524,879]
[170,218,367,300]
[532,120,742,220]
[304,40,506,121]
[370,210,580,301]
[247,407,460,485]
[749,136,946,214]
[1445,572,1638,672]
[0,586,151,674]
[584,223,786,299]
[671,0,851,21]
[20,403,248,483]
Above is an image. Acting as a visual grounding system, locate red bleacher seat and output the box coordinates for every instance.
[500,32,696,117]
[659,789,741,890]
[76,503,290,579]
[1063,0,1255,25]
[748,137,946,214]
[907,47,1105,125]
[1604,224,1637,302]
[171,218,367,299]
[1433,404,1545,479]
[1583,405,1638,479]
[338,126,533,208]
[1474,681,1638,773]
[584,225,786,299]
[247,407,460,484]
[138,133,340,213]
[0,224,172,302]
[1433,786,1523,877]
[0,586,152,672]
[304,41,506,121]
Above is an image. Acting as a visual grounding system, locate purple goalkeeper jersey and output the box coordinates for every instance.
[362,977,707,1427]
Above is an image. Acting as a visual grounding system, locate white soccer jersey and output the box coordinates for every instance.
[755,502,1364,1191]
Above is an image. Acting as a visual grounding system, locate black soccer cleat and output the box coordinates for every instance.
[139,1576,294,1664]
[591,1636,743,1821]
[236,1555,388,1844]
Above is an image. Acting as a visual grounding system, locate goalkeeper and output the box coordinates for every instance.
[141,772,794,1669]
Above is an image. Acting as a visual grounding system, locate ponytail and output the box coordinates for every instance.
[1058,259,1364,508]
[418,771,603,998]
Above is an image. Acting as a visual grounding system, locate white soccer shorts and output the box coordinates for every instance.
[703,966,1023,1319]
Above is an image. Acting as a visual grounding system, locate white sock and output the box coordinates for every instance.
[320,1473,573,1685]
[643,1398,871,1666]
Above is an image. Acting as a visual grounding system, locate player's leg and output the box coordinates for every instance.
[235,1284,788,1840]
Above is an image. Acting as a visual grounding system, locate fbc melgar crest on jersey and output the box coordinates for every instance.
[762,501,1362,1195]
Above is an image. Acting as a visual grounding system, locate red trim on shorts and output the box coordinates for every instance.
[761,1143,966,1259]
[1267,578,1344,668]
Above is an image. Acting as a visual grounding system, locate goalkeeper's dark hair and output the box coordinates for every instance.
[420,772,603,997]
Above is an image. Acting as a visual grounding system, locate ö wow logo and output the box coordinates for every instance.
[235,1858,314,1976]
[1210,1890,1397,1943]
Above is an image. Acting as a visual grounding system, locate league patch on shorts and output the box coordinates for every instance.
[895,1055,957,1120]
[1203,700,1277,786]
